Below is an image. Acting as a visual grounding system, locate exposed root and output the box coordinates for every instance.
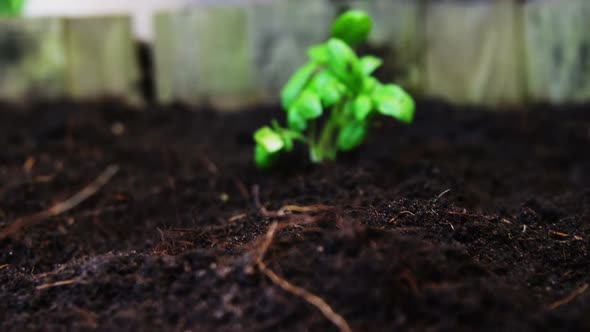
[23,156,36,173]
[228,213,247,222]
[36,279,78,290]
[277,204,333,215]
[32,265,69,281]
[389,210,416,223]
[0,264,8,270]
[252,185,333,219]
[547,284,589,310]
[446,210,496,220]
[549,230,584,241]
[434,188,451,202]
[71,305,98,328]
[255,223,352,332]
[0,165,119,240]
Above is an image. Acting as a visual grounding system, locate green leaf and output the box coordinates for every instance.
[352,94,373,121]
[281,62,316,109]
[359,56,383,75]
[373,84,415,124]
[325,38,360,82]
[287,109,307,131]
[308,44,330,64]
[362,77,380,94]
[331,9,373,46]
[280,132,294,152]
[255,144,278,169]
[0,0,25,15]
[269,121,294,152]
[322,82,344,107]
[253,126,284,153]
[309,39,362,91]
[337,121,368,151]
[309,71,344,106]
[292,90,323,120]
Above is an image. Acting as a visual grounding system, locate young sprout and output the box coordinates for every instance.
[254,9,415,168]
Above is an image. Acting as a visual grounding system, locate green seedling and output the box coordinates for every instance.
[254,9,415,168]
[0,0,25,16]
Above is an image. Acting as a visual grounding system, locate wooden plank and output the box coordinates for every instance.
[339,0,423,91]
[524,0,590,103]
[248,0,335,102]
[154,6,255,110]
[423,0,526,106]
[0,18,67,100]
[65,16,141,102]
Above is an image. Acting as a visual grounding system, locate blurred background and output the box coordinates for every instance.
[23,0,233,41]
[1,0,589,110]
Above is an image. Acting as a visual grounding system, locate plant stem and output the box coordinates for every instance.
[310,103,342,163]
[309,120,317,146]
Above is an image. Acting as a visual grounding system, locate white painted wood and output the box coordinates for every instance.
[0,18,67,100]
[344,0,423,91]
[23,0,271,41]
[65,16,141,101]
[524,0,590,103]
[154,6,256,110]
[248,0,334,102]
[424,0,526,106]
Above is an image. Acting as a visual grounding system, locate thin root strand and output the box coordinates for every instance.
[547,284,589,310]
[0,165,119,240]
[255,223,352,332]
[36,279,78,290]
[389,210,416,223]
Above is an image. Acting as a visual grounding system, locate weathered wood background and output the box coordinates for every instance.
[0,0,588,109]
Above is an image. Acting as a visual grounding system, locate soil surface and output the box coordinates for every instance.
[1,100,589,331]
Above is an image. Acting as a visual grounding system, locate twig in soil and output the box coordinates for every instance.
[0,165,120,241]
[0,264,8,270]
[36,279,77,290]
[446,221,455,231]
[255,223,352,332]
[71,305,98,328]
[388,210,415,223]
[261,205,332,219]
[547,284,589,310]
[252,184,283,218]
[252,185,333,218]
[23,156,36,173]
[228,213,247,222]
[549,230,584,241]
[32,265,69,281]
[500,218,512,224]
[434,189,451,202]
[277,204,333,215]
[446,210,496,220]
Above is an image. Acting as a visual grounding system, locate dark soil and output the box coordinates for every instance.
[1,100,589,331]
